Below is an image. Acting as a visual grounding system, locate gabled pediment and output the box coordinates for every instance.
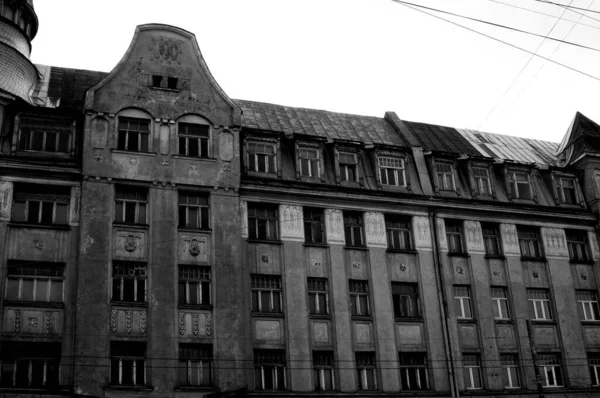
[557,112,600,165]
[85,24,241,126]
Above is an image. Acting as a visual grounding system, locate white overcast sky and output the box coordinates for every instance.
[31,0,600,143]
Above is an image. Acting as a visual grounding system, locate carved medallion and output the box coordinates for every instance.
[124,234,137,252]
[33,239,43,251]
[189,239,201,257]
[148,35,183,64]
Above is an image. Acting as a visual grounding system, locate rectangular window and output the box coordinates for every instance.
[507,170,532,200]
[349,280,370,317]
[435,161,455,191]
[247,141,276,173]
[555,176,578,204]
[392,283,420,318]
[178,266,211,306]
[501,354,520,388]
[254,350,286,390]
[251,275,282,314]
[299,147,320,178]
[112,262,147,303]
[114,186,147,225]
[5,262,64,303]
[117,117,150,152]
[11,183,69,225]
[178,192,209,229]
[151,75,163,87]
[482,224,501,256]
[178,344,212,386]
[355,352,377,390]
[399,353,428,390]
[18,116,71,153]
[539,354,563,387]
[567,230,590,262]
[0,342,60,388]
[308,278,329,316]
[518,227,542,259]
[248,203,278,240]
[386,215,412,251]
[445,220,464,254]
[454,286,473,319]
[491,287,510,320]
[528,289,552,320]
[463,354,482,389]
[178,123,209,158]
[472,166,492,195]
[589,353,600,387]
[378,156,406,187]
[110,342,146,386]
[167,77,178,90]
[577,290,600,321]
[339,151,358,182]
[313,351,335,391]
[304,208,325,244]
[344,212,364,247]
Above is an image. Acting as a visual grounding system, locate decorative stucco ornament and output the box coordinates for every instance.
[124,235,137,252]
[189,239,201,257]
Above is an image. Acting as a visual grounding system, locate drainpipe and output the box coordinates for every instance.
[429,209,459,398]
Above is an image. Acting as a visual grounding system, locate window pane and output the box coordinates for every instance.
[138,203,146,224]
[55,203,68,224]
[27,201,40,223]
[124,202,136,223]
[58,133,69,152]
[22,279,34,301]
[35,279,48,302]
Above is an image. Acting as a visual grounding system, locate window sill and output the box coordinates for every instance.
[112,222,149,230]
[150,86,180,93]
[344,245,368,251]
[485,254,506,260]
[520,257,546,262]
[581,320,600,326]
[15,150,72,159]
[387,248,418,254]
[104,385,154,391]
[3,300,65,309]
[111,301,148,308]
[174,386,218,392]
[247,171,278,177]
[395,317,423,323]
[530,319,556,325]
[178,304,213,311]
[448,252,469,257]
[304,242,329,248]
[309,314,332,320]
[111,149,156,157]
[494,319,514,324]
[457,318,477,323]
[569,259,595,265]
[8,222,70,230]
[178,227,212,233]
[0,387,69,393]
[247,239,283,245]
[172,155,216,162]
[351,315,373,321]
[252,312,284,318]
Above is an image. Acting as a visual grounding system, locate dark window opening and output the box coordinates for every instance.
[152,75,163,87]
[168,77,178,89]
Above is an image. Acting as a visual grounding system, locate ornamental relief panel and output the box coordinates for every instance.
[413,216,431,250]
[279,205,304,242]
[114,230,146,260]
[180,234,209,264]
[178,311,212,337]
[240,201,248,238]
[436,218,448,251]
[69,186,81,225]
[464,221,484,254]
[3,308,62,335]
[500,224,520,256]
[7,228,69,263]
[110,308,147,335]
[589,231,600,260]
[325,208,344,245]
[541,228,568,258]
[0,181,13,220]
[365,212,386,248]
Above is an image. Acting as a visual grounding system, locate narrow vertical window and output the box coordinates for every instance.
[435,161,456,191]
[251,275,282,314]
[491,287,510,320]
[304,208,325,244]
[178,344,212,386]
[507,170,532,200]
[386,215,412,251]
[501,354,520,388]
[445,220,465,254]
[313,351,335,391]
[589,353,600,387]
[472,166,492,195]
[338,151,358,182]
[482,223,501,256]
[554,176,578,204]
[463,354,482,389]
[454,286,473,319]
[254,350,286,390]
[344,212,364,247]
[355,352,377,390]
[247,141,276,173]
[517,227,542,259]
[299,147,320,178]
[178,266,211,306]
[349,280,370,317]
[114,186,147,225]
[308,278,329,316]
[399,353,428,390]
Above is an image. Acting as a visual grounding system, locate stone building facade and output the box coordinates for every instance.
[1,1,600,397]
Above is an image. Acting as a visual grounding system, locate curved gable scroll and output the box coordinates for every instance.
[84,24,241,127]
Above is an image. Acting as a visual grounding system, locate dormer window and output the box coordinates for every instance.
[299,147,320,178]
[554,174,578,205]
[472,166,492,196]
[435,161,456,191]
[247,141,277,174]
[339,151,358,182]
[378,155,406,187]
[17,115,71,154]
[507,170,532,200]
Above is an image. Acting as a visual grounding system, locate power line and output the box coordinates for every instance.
[389,0,600,52]
[490,0,600,30]
[536,0,600,23]
[536,0,600,14]
[388,1,600,80]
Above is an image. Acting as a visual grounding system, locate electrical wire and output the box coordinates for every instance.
[490,0,600,30]
[536,0,600,23]
[536,0,600,14]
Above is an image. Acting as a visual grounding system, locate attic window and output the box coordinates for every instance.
[152,75,163,88]
[167,77,178,90]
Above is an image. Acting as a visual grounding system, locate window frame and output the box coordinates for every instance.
[500,354,520,389]
[110,341,146,386]
[355,352,377,391]
[434,160,457,191]
[517,227,543,259]
[577,290,600,321]
[445,220,465,254]
[112,261,147,304]
[117,116,150,153]
[349,280,371,317]
[254,349,286,390]
[589,353,600,387]
[11,183,70,226]
[178,343,212,387]
[248,203,279,241]
[471,164,492,196]
[482,223,502,256]
[385,215,413,251]
[308,278,329,316]
[344,212,364,247]
[298,145,322,179]
[5,262,64,304]
[491,287,510,320]
[313,351,335,391]
[251,275,283,314]
[377,153,406,187]
[16,114,72,154]
[392,282,420,319]
[566,230,590,262]
[114,186,148,225]
[178,122,210,158]
[463,354,482,390]
[0,342,61,388]
[553,173,580,205]
[399,352,429,391]
[178,265,211,307]
[538,354,563,388]
[304,207,325,244]
[178,192,210,230]
[454,285,473,319]
[506,169,534,200]
[246,139,278,174]
[337,150,359,183]
[527,289,552,321]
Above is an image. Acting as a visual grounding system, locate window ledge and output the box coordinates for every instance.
[0,387,70,393]
[16,150,72,159]
[112,222,149,230]
[247,239,283,245]
[569,259,595,265]
[110,149,157,157]
[530,319,556,325]
[494,319,514,324]
[111,301,148,308]
[581,320,600,326]
[520,257,546,262]
[448,252,469,257]
[178,304,213,311]
[309,314,332,320]
[178,227,212,233]
[395,317,423,323]
[174,386,218,392]
[104,385,154,391]
[150,86,180,93]
[8,222,70,230]
[387,249,418,254]
[485,254,506,260]
[172,155,216,162]
[351,315,373,321]
[3,300,64,309]
[303,242,329,248]
[457,318,477,323]
[252,312,284,318]
[344,246,368,251]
